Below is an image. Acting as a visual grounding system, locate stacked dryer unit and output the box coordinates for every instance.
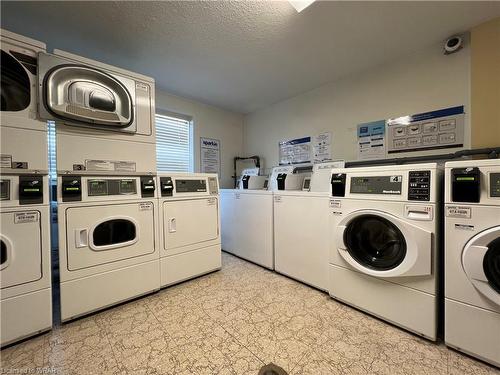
[274,161,345,290]
[0,30,52,345]
[157,173,221,287]
[36,49,160,321]
[444,159,500,367]
[329,163,442,340]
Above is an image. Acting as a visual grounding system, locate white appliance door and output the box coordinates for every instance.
[335,210,432,277]
[462,226,500,306]
[163,198,218,251]
[65,202,155,271]
[1,211,42,288]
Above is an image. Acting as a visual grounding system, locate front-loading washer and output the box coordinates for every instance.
[57,174,160,321]
[38,49,157,175]
[329,163,442,340]
[1,174,52,346]
[444,159,500,367]
[274,161,345,291]
[157,173,221,287]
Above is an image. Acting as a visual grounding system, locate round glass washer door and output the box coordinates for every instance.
[344,214,407,271]
[462,226,500,305]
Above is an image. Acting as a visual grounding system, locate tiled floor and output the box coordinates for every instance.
[1,253,499,375]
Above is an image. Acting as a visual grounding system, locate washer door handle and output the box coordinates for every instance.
[75,228,88,248]
[168,217,177,233]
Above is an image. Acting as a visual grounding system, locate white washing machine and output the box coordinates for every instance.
[444,159,500,367]
[37,49,157,174]
[274,161,345,291]
[157,173,221,287]
[57,174,160,321]
[329,163,442,340]
[1,174,52,346]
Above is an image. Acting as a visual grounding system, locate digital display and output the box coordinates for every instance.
[491,173,500,198]
[88,180,108,196]
[350,175,402,195]
[119,179,136,194]
[175,179,207,193]
[456,177,476,181]
[0,180,9,200]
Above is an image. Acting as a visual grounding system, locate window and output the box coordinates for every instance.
[47,121,56,181]
[155,112,193,172]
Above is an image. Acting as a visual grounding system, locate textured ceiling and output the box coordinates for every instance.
[2,1,499,114]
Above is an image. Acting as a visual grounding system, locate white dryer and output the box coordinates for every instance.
[329,163,442,340]
[57,174,160,321]
[1,174,52,346]
[157,173,221,287]
[274,161,345,290]
[37,49,157,174]
[444,159,500,367]
[1,29,48,172]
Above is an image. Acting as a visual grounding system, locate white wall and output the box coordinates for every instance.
[156,90,244,188]
[244,42,471,169]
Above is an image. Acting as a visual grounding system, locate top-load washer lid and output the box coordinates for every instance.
[43,64,133,127]
[462,226,500,306]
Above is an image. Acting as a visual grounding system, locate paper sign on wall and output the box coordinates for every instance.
[357,120,386,160]
[279,137,311,165]
[386,106,465,154]
[200,137,220,174]
[313,132,332,163]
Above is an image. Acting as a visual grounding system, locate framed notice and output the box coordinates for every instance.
[279,137,311,165]
[200,137,220,174]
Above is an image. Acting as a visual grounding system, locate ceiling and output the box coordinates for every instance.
[2,1,499,114]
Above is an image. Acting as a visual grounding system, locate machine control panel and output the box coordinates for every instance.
[490,173,500,198]
[62,176,82,202]
[451,167,480,203]
[160,177,174,197]
[87,179,139,197]
[208,177,218,195]
[140,177,155,198]
[0,180,9,200]
[19,176,44,205]
[408,170,431,201]
[350,175,402,195]
[331,173,346,197]
[175,179,207,193]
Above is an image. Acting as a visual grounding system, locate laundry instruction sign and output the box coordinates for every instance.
[200,137,220,175]
[357,120,386,160]
[279,137,312,165]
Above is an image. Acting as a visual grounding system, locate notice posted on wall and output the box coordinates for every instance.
[313,132,332,163]
[357,120,386,160]
[279,136,311,165]
[200,137,220,174]
[386,106,465,154]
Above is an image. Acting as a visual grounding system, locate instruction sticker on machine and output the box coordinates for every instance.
[14,211,39,224]
[207,197,217,205]
[387,106,465,154]
[139,202,153,211]
[446,206,471,219]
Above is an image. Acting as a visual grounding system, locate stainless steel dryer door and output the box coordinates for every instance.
[64,202,155,271]
[163,198,219,252]
[38,53,136,132]
[0,210,42,289]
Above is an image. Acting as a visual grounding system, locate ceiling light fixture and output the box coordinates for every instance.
[288,0,316,12]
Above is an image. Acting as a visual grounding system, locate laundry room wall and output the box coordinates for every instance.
[155,90,244,188]
[243,41,471,168]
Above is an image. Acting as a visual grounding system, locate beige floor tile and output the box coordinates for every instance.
[448,349,500,375]
[47,316,122,375]
[0,333,49,372]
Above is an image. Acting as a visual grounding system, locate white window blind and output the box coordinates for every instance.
[155,112,193,172]
[47,121,56,180]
